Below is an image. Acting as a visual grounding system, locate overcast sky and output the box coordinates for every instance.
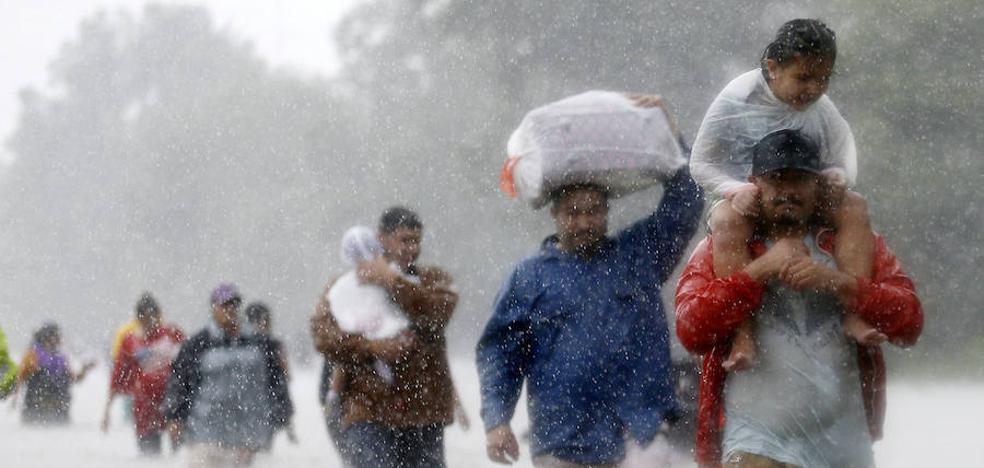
[0,0,360,163]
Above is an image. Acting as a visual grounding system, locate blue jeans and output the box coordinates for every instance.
[345,421,446,468]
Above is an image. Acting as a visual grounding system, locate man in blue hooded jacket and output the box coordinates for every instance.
[477,114,704,466]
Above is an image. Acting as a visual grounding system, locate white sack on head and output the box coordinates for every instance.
[690,70,857,196]
[502,90,686,209]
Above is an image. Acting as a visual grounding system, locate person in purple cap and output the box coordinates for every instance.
[162,283,293,467]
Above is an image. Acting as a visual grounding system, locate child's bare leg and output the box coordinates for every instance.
[830,191,874,279]
[710,201,756,371]
[710,201,755,277]
[829,191,880,344]
[724,321,756,372]
[843,312,886,346]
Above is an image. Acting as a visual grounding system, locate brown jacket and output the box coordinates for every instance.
[311,265,457,428]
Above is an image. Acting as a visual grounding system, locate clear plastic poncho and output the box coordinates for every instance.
[502,90,686,209]
[690,70,857,196]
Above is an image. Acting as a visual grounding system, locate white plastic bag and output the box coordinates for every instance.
[690,70,857,196]
[328,226,408,340]
[501,91,686,209]
[327,271,409,340]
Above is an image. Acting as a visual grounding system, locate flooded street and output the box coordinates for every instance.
[2,359,976,468]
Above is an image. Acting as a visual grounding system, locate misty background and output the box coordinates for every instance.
[0,0,980,378]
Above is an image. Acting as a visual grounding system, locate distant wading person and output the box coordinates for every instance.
[15,322,94,425]
[163,283,292,467]
[245,301,298,449]
[102,293,185,455]
[477,99,704,467]
[675,130,923,468]
[311,207,458,468]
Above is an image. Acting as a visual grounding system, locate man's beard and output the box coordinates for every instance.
[569,230,604,255]
[767,195,811,229]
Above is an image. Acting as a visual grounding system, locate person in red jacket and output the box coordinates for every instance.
[675,129,922,468]
[102,292,185,455]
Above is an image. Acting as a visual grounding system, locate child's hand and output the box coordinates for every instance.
[726,184,760,217]
[357,257,399,288]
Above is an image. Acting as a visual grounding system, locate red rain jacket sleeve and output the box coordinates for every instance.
[850,235,923,347]
[675,238,766,355]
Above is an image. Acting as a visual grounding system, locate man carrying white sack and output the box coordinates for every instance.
[478,93,704,467]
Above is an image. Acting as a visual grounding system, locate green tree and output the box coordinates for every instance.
[0,5,363,344]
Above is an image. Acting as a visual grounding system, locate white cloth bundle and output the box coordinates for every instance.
[503,90,686,208]
[691,70,857,196]
[328,226,408,340]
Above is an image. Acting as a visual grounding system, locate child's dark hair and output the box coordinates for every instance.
[760,19,837,78]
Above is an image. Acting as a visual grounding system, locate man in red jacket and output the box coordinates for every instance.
[103,292,185,455]
[675,129,922,468]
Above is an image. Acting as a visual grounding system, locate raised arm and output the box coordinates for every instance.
[619,160,705,285]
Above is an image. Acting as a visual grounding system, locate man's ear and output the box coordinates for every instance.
[748,175,757,184]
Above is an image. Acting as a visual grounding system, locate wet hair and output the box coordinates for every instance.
[245,302,271,326]
[548,183,609,207]
[378,206,422,234]
[135,292,160,317]
[760,19,837,78]
[33,322,60,346]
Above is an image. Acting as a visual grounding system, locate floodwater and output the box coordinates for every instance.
[1,359,977,468]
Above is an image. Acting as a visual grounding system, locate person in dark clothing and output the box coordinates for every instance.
[162,283,293,467]
[16,322,94,425]
[245,301,297,449]
[319,359,356,467]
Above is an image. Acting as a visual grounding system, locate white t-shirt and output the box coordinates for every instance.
[722,235,874,468]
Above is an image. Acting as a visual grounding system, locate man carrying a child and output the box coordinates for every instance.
[311,206,459,468]
[675,129,923,468]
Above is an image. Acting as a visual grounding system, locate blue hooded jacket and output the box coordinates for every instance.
[477,166,703,464]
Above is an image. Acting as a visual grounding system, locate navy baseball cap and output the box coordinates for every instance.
[751,129,822,176]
